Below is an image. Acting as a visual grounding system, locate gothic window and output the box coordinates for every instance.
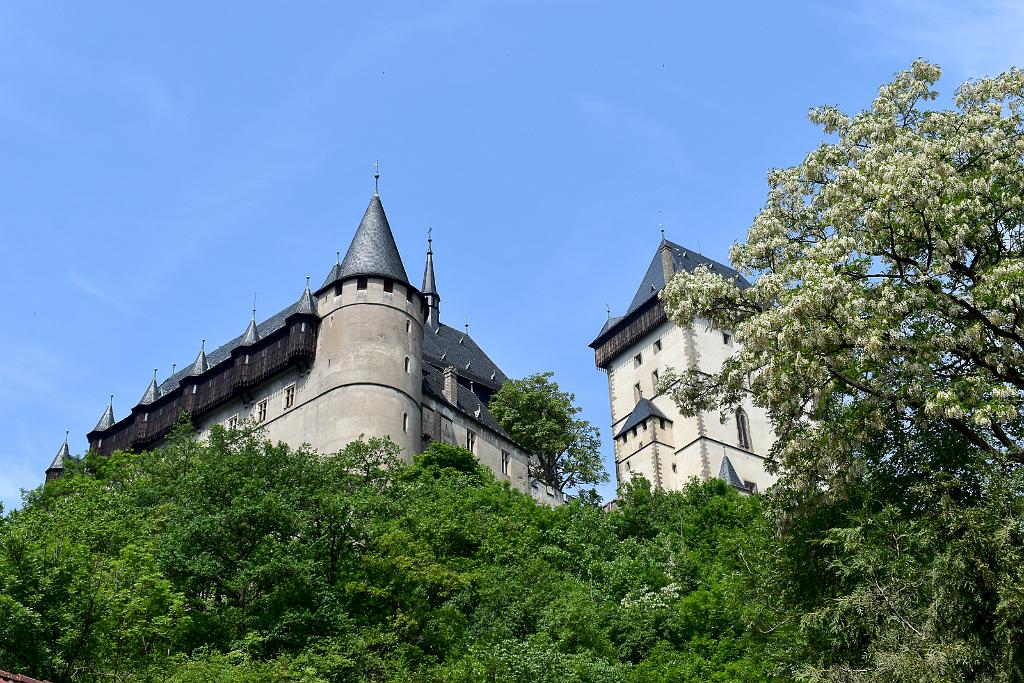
[736,407,751,450]
[256,399,267,423]
[501,450,511,476]
[466,429,477,453]
[402,413,409,433]
[285,385,296,409]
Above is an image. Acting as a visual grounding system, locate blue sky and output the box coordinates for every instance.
[2,1,1022,509]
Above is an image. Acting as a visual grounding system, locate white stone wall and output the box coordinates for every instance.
[604,315,777,494]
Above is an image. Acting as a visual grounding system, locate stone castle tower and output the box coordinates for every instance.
[590,238,777,494]
[56,181,559,504]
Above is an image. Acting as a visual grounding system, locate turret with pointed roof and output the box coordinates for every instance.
[241,311,260,346]
[94,396,115,432]
[320,193,410,293]
[423,230,440,327]
[45,432,71,482]
[189,340,209,376]
[139,369,160,405]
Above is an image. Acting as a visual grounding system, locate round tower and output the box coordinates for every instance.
[313,189,425,459]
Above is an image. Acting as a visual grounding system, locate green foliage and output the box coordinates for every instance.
[0,421,769,681]
[489,371,607,494]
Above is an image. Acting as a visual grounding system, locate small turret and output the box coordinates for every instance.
[189,340,209,376]
[241,311,260,346]
[139,369,160,405]
[45,431,71,482]
[94,395,115,432]
[423,229,440,328]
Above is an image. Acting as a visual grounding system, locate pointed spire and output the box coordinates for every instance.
[48,431,70,472]
[139,368,160,405]
[189,340,209,376]
[423,227,440,327]
[241,304,260,345]
[94,396,115,432]
[294,276,317,315]
[336,193,410,285]
[718,453,746,490]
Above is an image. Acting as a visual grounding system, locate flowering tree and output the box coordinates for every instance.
[661,61,1024,485]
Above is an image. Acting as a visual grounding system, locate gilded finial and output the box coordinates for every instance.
[374,160,380,196]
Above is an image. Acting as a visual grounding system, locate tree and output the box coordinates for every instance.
[660,60,1024,484]
[659,61,1024,681]
[489,371,607,495]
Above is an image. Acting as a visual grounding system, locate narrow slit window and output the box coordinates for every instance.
[736,407,751,450]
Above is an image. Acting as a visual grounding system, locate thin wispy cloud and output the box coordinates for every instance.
[69,270,134,314]
[849,0,1024,78]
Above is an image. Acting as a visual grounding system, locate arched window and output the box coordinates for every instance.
[736,408,751,450]
[402,413,409,433]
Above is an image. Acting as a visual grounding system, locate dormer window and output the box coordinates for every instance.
[357,277,368,291]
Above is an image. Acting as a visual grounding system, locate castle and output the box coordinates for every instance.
[44,179,775,499]
[590,239,776,494]
[46,179,560,504]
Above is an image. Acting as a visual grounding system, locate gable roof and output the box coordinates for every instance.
[614,398,668,439]
[593,239,750,347]
[423,323,509,391]
[422,365,512,440]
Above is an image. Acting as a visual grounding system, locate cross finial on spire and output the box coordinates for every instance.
[201,339,205,352]
[606,304,611,320]
[464,316,470,335]
[252,291,257,322]
[305,275,310,290]
[374,160,380,196]
[153,368,158,381]
[109,394,114,407]
[659,223,665,241]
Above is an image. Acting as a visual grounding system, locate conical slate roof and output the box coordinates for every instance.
[422,236,438,295]
[94,401,115,432]
[189,341,209,376]
[241,316,260,346]
[293,279,317,316]
[718,455,746,490]
[48,438,70,472]
[336,195,410,285]
[139,369,159,405]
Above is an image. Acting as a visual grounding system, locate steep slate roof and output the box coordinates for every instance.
[154,291,318,398]
[94,402,115,432]
[422,365,512,440]
[718,455,747,490]
[321,194,410,291]
[423,323,509,391]
[593,239,751,348]
[139,370,160,405]
[48,439,70,472]
[422,238,437,295]
[240,316,260,345]
[624,239,750,318]
[614,398,668,439]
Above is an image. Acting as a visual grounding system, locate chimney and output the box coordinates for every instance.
[443,366,458,405]
[660,242,675,283]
